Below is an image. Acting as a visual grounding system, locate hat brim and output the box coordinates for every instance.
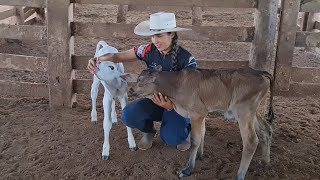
[134,20,192,36]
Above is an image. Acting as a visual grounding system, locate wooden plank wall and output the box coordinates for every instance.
[0,53,47,71]
[71,22,255,42]
[0,24,47,40]
[295,31,320,47]
[0,0,46,8]
[274,0,301,92]
[274,0,320,96]
[300,0,320,12]
[70,1,258,97]
[71,0,257,8]
[69,0,284,99]
[0,80,48,98]
[0,7,16,20]
[1,0,320,103]
[0,2,47,98]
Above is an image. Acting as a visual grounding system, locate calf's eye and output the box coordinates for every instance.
[108,66,114,70]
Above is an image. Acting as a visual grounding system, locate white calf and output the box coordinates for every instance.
[91,41,136,160]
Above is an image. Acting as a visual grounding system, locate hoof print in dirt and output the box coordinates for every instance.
[102,155,109,160]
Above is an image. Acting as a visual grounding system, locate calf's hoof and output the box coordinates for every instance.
[177,167,192,178]
[112,122,117,128]
[258,160,271,169]
[177,170,192,178]
[91,121,97,125]
[130,147,138,151]
[196,153,203,161]
[102,155,109,160]
[235,173,245,180]
[235,176,244,180]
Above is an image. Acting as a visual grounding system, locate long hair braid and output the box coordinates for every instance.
[170,32,179,72]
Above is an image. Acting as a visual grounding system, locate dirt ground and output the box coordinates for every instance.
[1,4,320,180]
[0,95,319,180]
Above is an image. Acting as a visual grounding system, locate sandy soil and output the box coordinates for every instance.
[1,4,320,180]
[0,95,319,180]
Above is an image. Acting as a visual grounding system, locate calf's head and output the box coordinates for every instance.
[95,61,121,81]
[129,66,162,97]
[95,61,136,83]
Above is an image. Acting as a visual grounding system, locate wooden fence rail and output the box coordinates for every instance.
[0,80,48,98]
[295,31,320,47]
[300,0,320,12]
[0,53,47,71]
[291,67,320,84]
[71,0,257,8]
[0,24,46,40]
[0,0,46,8]
[0,7,16,20]
[71,22,255,42]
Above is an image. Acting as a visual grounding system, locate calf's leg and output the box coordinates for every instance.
[102,94,113,160]
[118,94,137,151]
[178,116,205,177]
[90,76,100,124]
[196,120,205,160]
[255,115,272,164]
[235,111,259,180]
[111,100,117,126]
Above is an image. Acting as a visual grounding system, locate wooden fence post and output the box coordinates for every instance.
[117,5,128,23]
[274,0,300,91]
[192,7,202,26]
[16,6,25,24]
[249,0,279,72]
[47,0,72,108]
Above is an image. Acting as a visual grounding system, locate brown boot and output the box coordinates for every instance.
[138,132,156,150]
[176,133,191,151]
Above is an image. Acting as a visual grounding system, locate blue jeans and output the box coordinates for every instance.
[121,98,190,146]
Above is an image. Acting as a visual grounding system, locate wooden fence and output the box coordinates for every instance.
[0,0,319,108]
[0,0,48,99]
[274,0,320,97]
[70,0,279,108]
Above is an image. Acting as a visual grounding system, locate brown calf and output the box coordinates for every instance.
[130,66,274,180]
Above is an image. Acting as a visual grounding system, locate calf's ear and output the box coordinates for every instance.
[120,73,138,82]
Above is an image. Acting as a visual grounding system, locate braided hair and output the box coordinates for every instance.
[170,32,179,72]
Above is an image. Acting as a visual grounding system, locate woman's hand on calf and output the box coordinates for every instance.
[152,92,173,110]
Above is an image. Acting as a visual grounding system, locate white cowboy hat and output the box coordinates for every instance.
[134,12,191,36]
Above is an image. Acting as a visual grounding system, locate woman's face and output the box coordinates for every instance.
[151,32,174,53]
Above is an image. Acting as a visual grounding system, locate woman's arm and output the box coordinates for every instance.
[88,48,138,74]
[98,48,138,63]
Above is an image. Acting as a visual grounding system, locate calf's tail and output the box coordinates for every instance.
[261,72,275,123]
